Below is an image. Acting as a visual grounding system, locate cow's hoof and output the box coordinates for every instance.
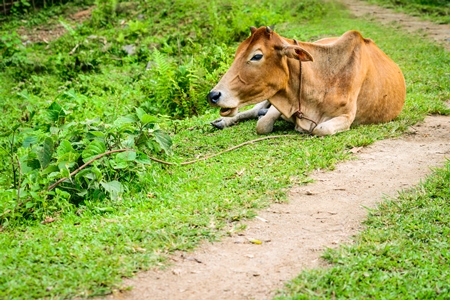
[211,119,225,130]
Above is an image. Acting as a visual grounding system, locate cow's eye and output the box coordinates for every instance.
[251,54,263,61]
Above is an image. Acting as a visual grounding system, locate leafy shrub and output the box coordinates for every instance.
[0,93,172,226]
[0,31,25,58]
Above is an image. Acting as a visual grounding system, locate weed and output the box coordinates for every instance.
[0,98,172,225]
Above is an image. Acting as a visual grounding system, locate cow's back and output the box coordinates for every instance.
[354,39,405,124]
[309,31,406,124]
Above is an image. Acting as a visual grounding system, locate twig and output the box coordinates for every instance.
[69,43,79,55]
[48,149,133,191]
[0,209,11,218]
[10,130,17,189]
[48,135,299,191]
[16,154,21,201]
[178,135,298,165]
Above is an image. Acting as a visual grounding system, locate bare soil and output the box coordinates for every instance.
[17,6,94,44]
[105,1,450,299]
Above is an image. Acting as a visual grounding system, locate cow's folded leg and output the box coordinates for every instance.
[256,105,282,134]
[257,108,269,118]
[311,115,353,136]
[211,100,271,130]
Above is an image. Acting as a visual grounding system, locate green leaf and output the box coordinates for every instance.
[57,140,74,156]
[100,180,124,200]
[42,164,59,175]
[47,101,66,122]
[100,180,123,193]
[153,129,172,154]
[88,131,105,138]
[135,152,152,165]
[57,152,79,165]
[22,136,38,148]
[122,134,136,148]
[140,114,158,125]
[135,107,146,121]
[61,89,79,101]
[75,168,93,184]
[114,115,136,126]
[36,137,54,169]
[112,160,128,169]
[82,140,106,163]
[116,151,136,162]
[75,167,103,187]
[77,189,88,197]
[60,167,70,179]
[113,151,136,169]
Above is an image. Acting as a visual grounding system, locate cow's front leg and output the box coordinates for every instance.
[311,115,353,136]
[211,100,271,129]
[256,105,282,134]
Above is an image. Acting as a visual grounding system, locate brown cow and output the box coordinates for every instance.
[207,26,406,136]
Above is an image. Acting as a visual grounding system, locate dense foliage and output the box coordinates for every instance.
[1,0,86,15]
[0,0,326,224]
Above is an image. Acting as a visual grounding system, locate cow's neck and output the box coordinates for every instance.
[270,37,362,131]
[268,51,318,128]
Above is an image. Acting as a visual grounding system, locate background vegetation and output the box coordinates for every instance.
[1,0,79,15]
[0,0,449,298]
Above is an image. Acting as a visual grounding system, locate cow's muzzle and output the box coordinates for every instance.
[207,90,221,105]
[207,90,238,117]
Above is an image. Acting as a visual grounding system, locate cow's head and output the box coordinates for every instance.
[207,26,313,117]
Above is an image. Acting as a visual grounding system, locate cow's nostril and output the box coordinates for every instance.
[207,91,221,104]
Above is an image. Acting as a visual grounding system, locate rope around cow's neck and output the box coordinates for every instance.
[292,40,318,133]
[47,134,299,191]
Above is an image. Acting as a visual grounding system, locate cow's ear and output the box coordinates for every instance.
[265,26,273,38]
[250,26,257,34]
[282,46,314,62]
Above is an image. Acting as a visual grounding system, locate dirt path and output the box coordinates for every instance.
[106,2,450,299]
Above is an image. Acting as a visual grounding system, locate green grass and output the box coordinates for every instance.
[0,0,449,299]
[277,160,450,299]
[363,0,450,24]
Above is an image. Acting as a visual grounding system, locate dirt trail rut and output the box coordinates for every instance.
[107,1,450,299]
